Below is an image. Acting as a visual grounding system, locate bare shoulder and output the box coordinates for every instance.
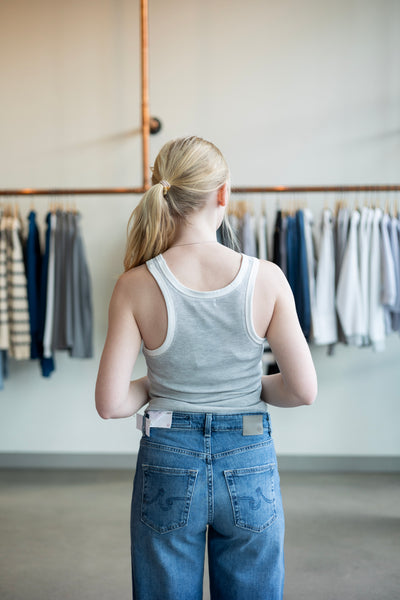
[112,263,155,303]
[256,259,289,295]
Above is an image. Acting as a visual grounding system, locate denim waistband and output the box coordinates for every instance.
[144,411,271,432]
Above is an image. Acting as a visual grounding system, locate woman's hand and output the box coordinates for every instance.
[128,376,150,415]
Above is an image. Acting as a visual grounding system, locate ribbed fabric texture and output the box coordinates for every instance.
[144,253,267,413]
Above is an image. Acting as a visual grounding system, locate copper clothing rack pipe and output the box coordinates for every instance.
[141,0,150,190]
[0,185,400,196]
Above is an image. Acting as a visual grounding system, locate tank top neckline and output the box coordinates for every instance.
[152,252,249,298]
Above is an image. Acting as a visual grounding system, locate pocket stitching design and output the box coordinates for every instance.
[141,464,198,535]
[224,463,277,532]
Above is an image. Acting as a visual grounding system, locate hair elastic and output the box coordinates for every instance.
[160,179,171,196]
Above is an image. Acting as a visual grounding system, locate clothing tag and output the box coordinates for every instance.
[136,414,143,431]
[145,418,151,437]
[147,410,173,428]
[242,414,264,436]
[144,411,173,437]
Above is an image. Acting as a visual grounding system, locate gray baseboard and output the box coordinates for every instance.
[0,453,399,472]
[0,453,137,470]
[276,455,400,472]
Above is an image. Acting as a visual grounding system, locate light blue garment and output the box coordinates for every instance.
[131,411,285,600]
[242,211,257,257]
[143,253,266,414]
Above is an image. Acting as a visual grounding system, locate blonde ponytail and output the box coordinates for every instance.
[124,136,233,271]
[124,184,175,270]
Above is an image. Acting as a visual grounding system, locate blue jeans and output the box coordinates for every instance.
[130,412,285,600]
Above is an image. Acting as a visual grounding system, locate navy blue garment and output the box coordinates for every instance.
[0,350,9,390]
[285,214,297,293]
[285,212,311,341]
[26,211,43,359]
[272,210,282,267]
[295,210,311,341]
[39,213,55,377]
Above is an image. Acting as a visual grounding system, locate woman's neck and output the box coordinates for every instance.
[170,240,218,248]
[171,220,218,248]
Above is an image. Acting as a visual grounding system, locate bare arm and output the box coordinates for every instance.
[261,264,317,407]
[95,275,149,419]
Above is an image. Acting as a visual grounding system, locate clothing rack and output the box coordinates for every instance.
[0,185,399,196]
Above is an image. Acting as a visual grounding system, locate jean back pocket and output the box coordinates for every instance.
[224,463,277,532]
[141,464,198,534]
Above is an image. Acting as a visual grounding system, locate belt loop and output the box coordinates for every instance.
[204,414,212,438]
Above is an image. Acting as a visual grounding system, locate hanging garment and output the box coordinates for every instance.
[303,208,317,342]
[380,213,397,334]
[69,213,93,358]
[7,217,31,359]
[39,213,55,376]
[334,206,350,345]
[0,350,8,390]
[389,217,400,332]
[285,213,297,293]
[294,210,311,341]
[313,209,338,345]
[272,210,282,268]
[256,214,268,261]
[52,210,69,351]
[42,212,57,375]
[0,214,9,350]
[358,207,374,345]
[369,208,386,351]
[64,212,75,351]
[336,210,364,346]
[279,215,288,276]
[26,211,42,359]
[242,211,257,257]
[335,206,350,280]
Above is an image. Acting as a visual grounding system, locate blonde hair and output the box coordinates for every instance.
[123,135,235,271]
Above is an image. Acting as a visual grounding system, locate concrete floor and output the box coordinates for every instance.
[0,469,399,600]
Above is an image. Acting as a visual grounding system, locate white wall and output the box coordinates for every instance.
[0,0,399,458]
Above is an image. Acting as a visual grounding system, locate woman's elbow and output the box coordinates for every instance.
[300,380,318,406]
[95,398,112,419]
[95,388,114,419]
[96,405,113,419]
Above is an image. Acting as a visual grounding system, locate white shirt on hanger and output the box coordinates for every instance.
[369,208,386,351]
[313,209,338,346]
[336,209,364,346]
[358,206,374,345]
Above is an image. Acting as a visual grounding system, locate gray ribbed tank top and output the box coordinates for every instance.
[143,253,268,413]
